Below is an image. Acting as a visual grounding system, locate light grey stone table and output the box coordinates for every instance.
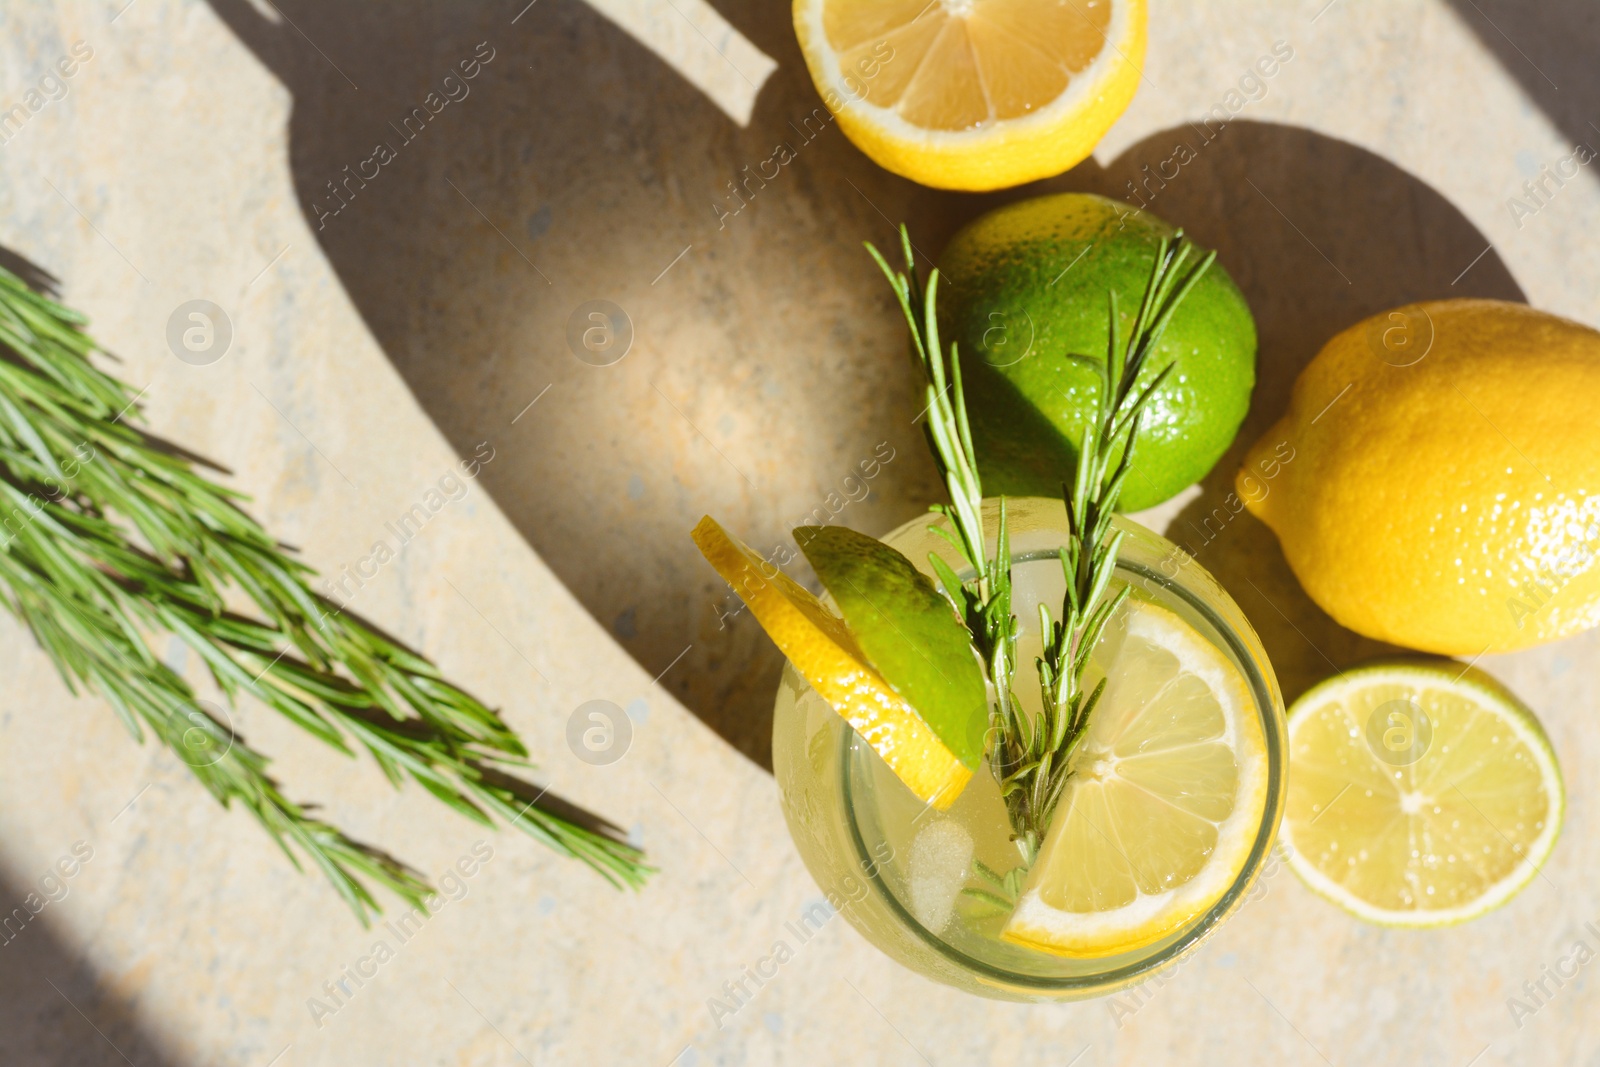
[1,0,1597,1064]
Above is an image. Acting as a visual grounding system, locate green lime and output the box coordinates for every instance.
[935,193,1257,511]
[797,525,987,769]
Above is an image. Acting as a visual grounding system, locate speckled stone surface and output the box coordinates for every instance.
[1,1,1598,1064]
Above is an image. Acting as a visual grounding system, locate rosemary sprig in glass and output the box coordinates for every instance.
[866,231,1021,738]
[1021,235,1216,857]
[869,227,1215,861]
[0,265,650,922]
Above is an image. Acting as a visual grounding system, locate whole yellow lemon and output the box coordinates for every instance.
[1239,300,1600,654]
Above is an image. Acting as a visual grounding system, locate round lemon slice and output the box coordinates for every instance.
[793,0,1147,191]
[1280,662,1563,927]
[1002,598,1269,957]
[692,516,972,808]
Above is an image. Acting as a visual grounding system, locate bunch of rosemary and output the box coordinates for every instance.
[870,227,1214,860]
[0,264,649,922]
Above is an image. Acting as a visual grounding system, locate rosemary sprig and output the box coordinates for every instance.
[957,857,1027,920]
[0,264,650,922]
[869,227,1213,861]
[1020,236,1216,855]
[867,231,1024,818]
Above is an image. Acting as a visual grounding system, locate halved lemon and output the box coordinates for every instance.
[1280,662,1563,927]
[1002,598,1269,957]
[692,516,972,808]
[793,0,1147,191]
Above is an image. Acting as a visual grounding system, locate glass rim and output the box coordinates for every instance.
[835,550,1288,995]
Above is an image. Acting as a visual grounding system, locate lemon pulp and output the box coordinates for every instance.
[1281,662,1562,926]
[1002,598,1269,957]
[822,0,1112,131]
[794,0,1146,190]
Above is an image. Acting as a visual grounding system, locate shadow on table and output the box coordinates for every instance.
[1444,0,1600,160]
[0,864,186,1067]
[203,1,1520,764]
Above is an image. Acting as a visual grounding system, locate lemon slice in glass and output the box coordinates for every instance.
[1280,662,1563,927]
[793,0,1147,191]
[1002,598,1269,957]
[692,516,973,808]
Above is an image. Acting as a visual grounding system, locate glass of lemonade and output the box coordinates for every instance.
[772,497,1288,1001]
